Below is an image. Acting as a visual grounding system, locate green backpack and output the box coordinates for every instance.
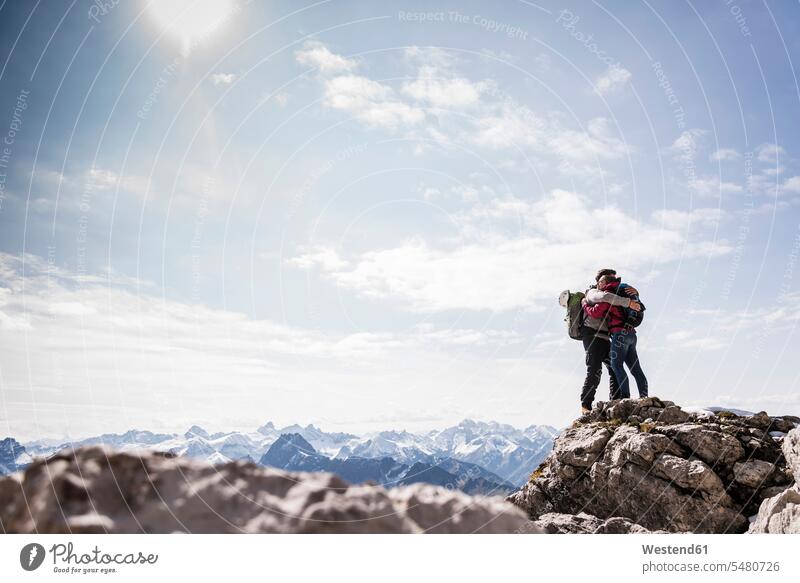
[559,290,585,341]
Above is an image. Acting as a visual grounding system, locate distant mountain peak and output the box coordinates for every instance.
[259,433,318,468]
[257,421,276,436]
[184,425,210,439]
[273,433,315,454]
[1,437,24,454]
[0,437,27,474]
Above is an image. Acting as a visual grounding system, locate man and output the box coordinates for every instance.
[583,274,648,401]
[578,268,640,414]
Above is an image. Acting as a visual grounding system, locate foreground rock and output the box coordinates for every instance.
[0,446,533,534]
[749,427,800,533]
[508,398,797,533]
[534,512,665,534]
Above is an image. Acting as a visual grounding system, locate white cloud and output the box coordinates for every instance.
[0,284,31,330]
[410,322,522,347]
[0,252,536,438]
[404,46,457,69]
[665,331,692,341]
[288,190,731,312]
[49,302,98,317]
[594,65,631,95]
[402,66,488,109]
[534,53,552,71]
[296,40,356,73]
[710,148,739,162]
[451,184,482,202]
[747,172,778,197]
[0,254,515,361]
[301,43,630,171]
[688,176,743,198]
[210,72,237,85]
[33,166,149,206]
[548,117,630,162]
[420,186,442,200]
[757,143,785,163]
[666,331,726,351]
[717,294,800,332]
[286,246,349,271]
[87,167,119,189]
[668,128,708,155]
[781,176,800,193]
[468,101,546,150]
[458,196,530,225]
[467,102,629,166]
[31,197,54,214]
[653,207,726,230]
[662,293,800,353]
[324,75,424,129]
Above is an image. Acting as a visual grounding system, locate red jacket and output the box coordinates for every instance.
[583,281,627,333]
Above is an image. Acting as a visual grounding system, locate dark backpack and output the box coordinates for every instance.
[617,283,645,328]
[559,290,586,340]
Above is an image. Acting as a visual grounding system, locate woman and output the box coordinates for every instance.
[582,275,648,400]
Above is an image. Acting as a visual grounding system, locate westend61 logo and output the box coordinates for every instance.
[19,542,158,574]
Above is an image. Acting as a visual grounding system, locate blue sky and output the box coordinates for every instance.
[1,0,799,441]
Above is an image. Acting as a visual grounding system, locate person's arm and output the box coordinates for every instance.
[619,284,642,309]
[583,301,609,319]
[586,288,631,307]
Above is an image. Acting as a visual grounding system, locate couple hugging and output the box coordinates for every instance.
[561,268,649,415]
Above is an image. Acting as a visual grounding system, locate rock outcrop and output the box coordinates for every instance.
[0,446,535,534]
[533,512,666,534]
[508,398,797,533]
[749,426,800,533]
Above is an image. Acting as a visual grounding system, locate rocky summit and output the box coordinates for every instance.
[0,446,534,534]
[508,397,800,534]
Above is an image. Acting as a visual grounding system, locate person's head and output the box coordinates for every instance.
[598,274,621,290]
[595,268,616,282]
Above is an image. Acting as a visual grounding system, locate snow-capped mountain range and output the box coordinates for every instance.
[259,433,518,496]
[6,419,558,487]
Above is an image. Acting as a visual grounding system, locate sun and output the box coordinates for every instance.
[147,0,234,54]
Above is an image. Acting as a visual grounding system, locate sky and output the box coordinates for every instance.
[1,0,799,442]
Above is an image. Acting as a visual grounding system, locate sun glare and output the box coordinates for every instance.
[147,0,234,54]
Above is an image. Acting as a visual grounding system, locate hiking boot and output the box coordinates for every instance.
[581,406,591,415]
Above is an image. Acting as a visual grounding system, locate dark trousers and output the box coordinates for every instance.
[580,328,619,409]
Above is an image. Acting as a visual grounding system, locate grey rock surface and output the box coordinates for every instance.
[782,427,800,476]
[0,446,535,534]
[733,460,776,489]
[509,398,796,533]
[748,486,800,534]
[749,427,800,534]
[534,511,664,534]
